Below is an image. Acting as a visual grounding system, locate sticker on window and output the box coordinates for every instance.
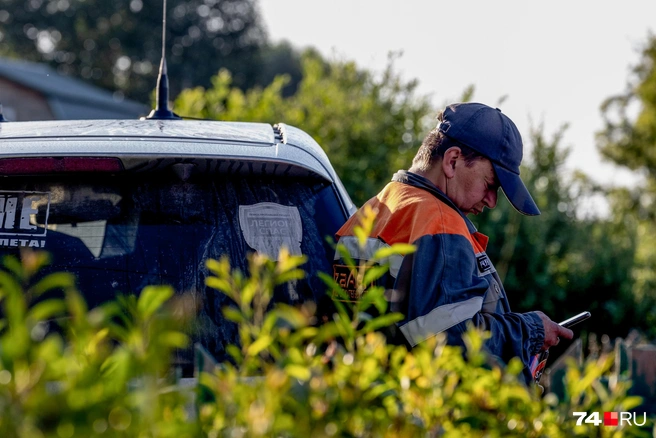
[238,202,302,258]
[0,191,50,248]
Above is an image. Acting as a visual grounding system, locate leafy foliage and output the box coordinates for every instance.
[0,249,651,436]
[598,34,656,179]
[596,33,656,339]
[197,220,651,437]
[0,251,197,437]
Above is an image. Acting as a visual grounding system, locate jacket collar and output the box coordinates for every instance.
[391,170,479,234]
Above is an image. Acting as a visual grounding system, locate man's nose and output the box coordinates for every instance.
[484,188,498,209]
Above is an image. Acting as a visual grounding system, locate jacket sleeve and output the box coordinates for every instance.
[395,233,544,369]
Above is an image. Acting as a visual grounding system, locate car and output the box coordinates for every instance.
[0,114,356,373]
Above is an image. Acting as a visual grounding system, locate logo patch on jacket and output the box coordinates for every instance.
[332,264,378,302]
[476,253,494,275]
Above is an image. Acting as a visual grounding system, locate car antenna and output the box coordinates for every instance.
[0,103,8,122]
[143,0,181,120]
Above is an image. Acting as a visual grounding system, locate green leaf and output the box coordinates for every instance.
[334,313,356,340]
[622,395,645,411]
[335,244,356,268]
[247,335,272,356]
[27,299,66,322]
[289,327,319,345]
[276,252,308,273]
[65,288,89,321]
[363,264,389,285]
[358,286,388,314]
[353,227,369,250]
[331,294,351,317]
[360,313,404,334]
[317,272,342,293]
[29,272,76,297]
[101,347,131,383]
[205,277,232,294]
[240,283,257,307]
[275,269,306,285]
[107,322,130,342]
[1,256,23,279]
[372,243,416,260]
[158,331,190,349]
[285,364,311,381]
[271,305,309,329]
[0,270,21,300]
[5,289,26,323]
[222,306,245,323]
[137,285,174,319]
[205,257,231,277]
[226,344,243,363]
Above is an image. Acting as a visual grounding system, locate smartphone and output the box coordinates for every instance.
[531,311,591,384]
[559,311,591,329]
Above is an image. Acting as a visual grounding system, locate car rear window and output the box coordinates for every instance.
[0,169,347,369]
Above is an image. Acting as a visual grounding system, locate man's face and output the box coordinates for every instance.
[449,156,499,215]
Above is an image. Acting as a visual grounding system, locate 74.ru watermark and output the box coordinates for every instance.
[573,411,647,427]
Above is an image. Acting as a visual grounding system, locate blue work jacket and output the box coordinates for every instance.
[334,170,544,384]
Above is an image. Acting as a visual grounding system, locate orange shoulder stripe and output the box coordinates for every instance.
[337,182,478,248]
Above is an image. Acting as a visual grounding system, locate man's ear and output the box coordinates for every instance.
[442,147,461,178]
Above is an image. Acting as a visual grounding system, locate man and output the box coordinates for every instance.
[333,102,572,384]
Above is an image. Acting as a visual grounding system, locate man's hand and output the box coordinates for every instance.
[534,311,574,351]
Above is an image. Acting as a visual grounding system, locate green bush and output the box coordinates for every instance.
[0,247,652,437]
[0,251,198,437]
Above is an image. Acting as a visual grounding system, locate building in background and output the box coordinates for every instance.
[0,57,147,121]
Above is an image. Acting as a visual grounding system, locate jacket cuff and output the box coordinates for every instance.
[525,311,545,356]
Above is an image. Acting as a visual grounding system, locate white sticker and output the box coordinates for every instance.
[0,191,50,248]
[239,202,303,258]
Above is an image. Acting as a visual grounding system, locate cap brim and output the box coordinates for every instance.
[492,163,540,216]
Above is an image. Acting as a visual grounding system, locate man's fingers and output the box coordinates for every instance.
[534,311,575,350]
[557,326,574,339]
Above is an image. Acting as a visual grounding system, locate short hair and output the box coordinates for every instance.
[412,110,485,171]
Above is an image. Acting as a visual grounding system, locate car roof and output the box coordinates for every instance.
[0,119,277,143]
[0,119,357,214]
[0,119,324,175]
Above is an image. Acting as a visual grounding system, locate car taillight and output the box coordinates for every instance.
[0,157,124,174]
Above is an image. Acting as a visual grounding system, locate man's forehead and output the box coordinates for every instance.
[482,158,499,184]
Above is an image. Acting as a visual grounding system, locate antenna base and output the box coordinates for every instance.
[144,108,182,120]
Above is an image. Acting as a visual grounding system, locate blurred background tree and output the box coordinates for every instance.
[596,33,656,339]
[0,0,302,102]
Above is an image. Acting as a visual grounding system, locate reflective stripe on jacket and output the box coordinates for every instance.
[334,170,544,382]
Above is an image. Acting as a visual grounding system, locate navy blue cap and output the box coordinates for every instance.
[438,102,540,216]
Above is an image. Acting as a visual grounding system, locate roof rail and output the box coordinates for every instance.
[273,123,287,144]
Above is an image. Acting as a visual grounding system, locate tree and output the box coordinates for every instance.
[0,0,269,103]
[174,50,433,205]
[597,33,656,339]
[598,33,656,184]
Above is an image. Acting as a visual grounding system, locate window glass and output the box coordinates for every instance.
[0,172,346,369]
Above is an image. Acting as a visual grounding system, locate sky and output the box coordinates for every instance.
[259,1,656,191]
